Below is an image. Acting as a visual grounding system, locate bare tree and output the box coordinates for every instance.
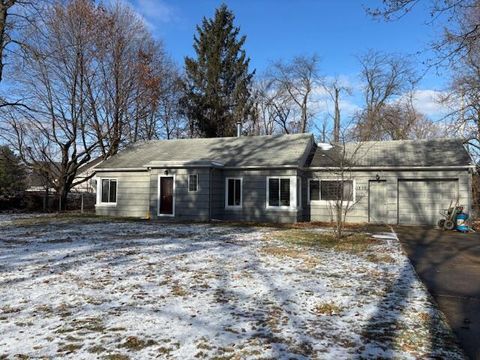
[367,0,480,67]
[435,3,480,157]
[353,50,418,140]
[156,67,186,140]
[127,43,185,141]
[2,0,179,210]
[318,130,367,239]
[266,54,322,133]
[4,0,101,210]
[251,78,297,135]
[85,2,167,157]
[0,0,47,83]
[323,77,352,142]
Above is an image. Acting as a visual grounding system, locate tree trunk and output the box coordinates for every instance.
[58,188,68,212]
[0,1,12,83]
[333,87,340,143]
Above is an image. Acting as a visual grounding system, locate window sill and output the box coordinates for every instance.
[95,203,117,208]
[158,213,175,217]
[265,206,298,212]
[225,206,243,211]
[309,200,355,205]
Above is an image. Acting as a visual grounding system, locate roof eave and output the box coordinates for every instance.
[95,167,148,172]
[305,165,475,171]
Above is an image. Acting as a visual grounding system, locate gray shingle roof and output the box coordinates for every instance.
[97,133,313,169]
[310,138,473,168]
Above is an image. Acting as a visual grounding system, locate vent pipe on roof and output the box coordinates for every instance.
[318,143,333,150]
[236,122,242,137]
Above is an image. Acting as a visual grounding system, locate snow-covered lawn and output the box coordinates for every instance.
[0,216,464,359]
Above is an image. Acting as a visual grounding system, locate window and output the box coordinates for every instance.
[268,177,290,207]
[226,178,242,208]
[100,179,117,203]
[188,174,198,192]
[321,180,353,201]
[309,179,354,202]
[309,180,320,201]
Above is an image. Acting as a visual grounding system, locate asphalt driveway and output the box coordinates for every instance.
[395,226,480,360]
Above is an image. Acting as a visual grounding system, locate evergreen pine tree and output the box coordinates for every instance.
[183,4,254,137]
[0,146,26,198]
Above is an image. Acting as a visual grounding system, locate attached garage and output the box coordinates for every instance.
[308,138,473,225]
[398,179,459,225]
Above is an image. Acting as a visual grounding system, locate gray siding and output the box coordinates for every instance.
[95,167,472,225]
[148,168,211,221]
[95,171,150,218]
[220,169,301,223]
[304,169,472,224]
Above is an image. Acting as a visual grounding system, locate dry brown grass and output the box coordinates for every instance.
[119,336,157,350]
[171,284,189,297]
[366,253,396,264]
[4,213,143,228]
[260,246,305,258]
[57,343,82,353]
[265,229,376,254]
[259,246,321,269]
[102,354,130,360]
[313,302,343,316]
[215,220,375,231]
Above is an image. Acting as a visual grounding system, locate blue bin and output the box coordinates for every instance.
[456,213,469,232]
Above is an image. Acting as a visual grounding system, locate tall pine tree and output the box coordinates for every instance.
[0,146,26,198]
[183,4,254,138]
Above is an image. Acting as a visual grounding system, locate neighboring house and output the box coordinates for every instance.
[71,157,104,193]
[93,134,474,225]
[26,157,103,193]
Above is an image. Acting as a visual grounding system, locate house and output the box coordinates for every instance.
[93,134,474,225]
[26,157,103,193]
[71,157,104,193]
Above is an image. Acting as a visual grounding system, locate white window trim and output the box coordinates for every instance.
[266,176,297,210]
[308,178,356,205]
[95,177,118,207]
[188,173,199,192]
[297,176,302,209]
[225,177,243,209]
[158,174,176,217]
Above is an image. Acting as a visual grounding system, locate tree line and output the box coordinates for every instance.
[0,0,478,207]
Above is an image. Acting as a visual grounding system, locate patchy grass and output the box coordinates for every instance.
[365,253,396,264]
[119,336,157,351]
[1,213,143,228]
[0,218,465,359]
[102,354,130,360]
[170,283,189,297]
[259,246,306,259]
[266,228,376,254]
[57,343,82,353]
[313,302,344,316]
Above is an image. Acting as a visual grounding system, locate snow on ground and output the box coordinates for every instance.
[0,213,53,226]
[0,217,464,359]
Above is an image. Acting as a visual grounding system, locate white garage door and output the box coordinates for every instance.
[398,179,459,225]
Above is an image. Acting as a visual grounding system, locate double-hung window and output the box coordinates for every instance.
[188,174,198,192]
[225,178,242,208]
[309,179,354,202]
[100,179,117,204]
[267,177,291,207]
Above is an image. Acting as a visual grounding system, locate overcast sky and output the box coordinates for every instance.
[125,0,452,122]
